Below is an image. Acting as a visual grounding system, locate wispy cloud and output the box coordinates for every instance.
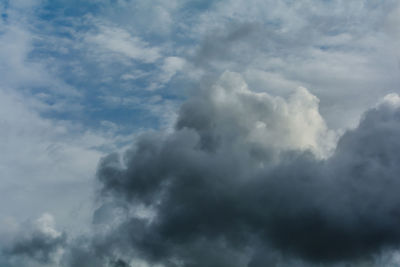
[85,25,161,64]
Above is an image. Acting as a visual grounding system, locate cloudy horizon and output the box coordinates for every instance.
[1,0,400,266]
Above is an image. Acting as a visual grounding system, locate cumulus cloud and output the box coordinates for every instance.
[2,214,66,266]
[76,72,400,266]
[182,0,400,129]
[3,1,400,266]
[3,70,400,267]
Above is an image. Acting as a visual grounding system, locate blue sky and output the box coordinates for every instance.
[1,0,400,266]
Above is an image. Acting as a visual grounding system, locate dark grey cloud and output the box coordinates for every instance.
[6,232,66,263]
[62,237,129,267]
[5,72,400,267]
[87,73,400,266]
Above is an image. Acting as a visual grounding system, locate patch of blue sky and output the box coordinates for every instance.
[9,0,187,135]
[91,106,164,130]
[6,0,244,137]
[39,0,101,19]
[0,1,9,24]
[1,7,7,22]
[30,60,181,133]
[35,0,214,53]
[182,0,220,11]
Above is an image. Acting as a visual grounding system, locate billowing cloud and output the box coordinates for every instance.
[2,214,66,266]
[3,0,400,266]
[81,72,400,266]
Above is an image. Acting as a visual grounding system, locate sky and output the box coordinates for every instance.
[1,0,400,266]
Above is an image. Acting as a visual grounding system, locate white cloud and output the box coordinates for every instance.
[177,0,400,130]
[34,213,62,239]
[200,71,337,158]
[159,56,186,84]
[85,25,161,63]
[244,69,303,96]
[0,21,81,98]
[120,70,149,81]
[0,87,123,234]
[378,93,400,108]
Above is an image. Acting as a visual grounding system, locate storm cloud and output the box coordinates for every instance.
[85,72,400,266]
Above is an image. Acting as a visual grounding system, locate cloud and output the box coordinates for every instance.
[0,3,81,98]
[159,57,186,84]
[2,214,66,266]
[3,1,400,266]
[2,64,400,266]
[176,71,336,157]
[84,72,400,266]
[0,86,125,240]
[85,25,161,64]
[182,0,400,129]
